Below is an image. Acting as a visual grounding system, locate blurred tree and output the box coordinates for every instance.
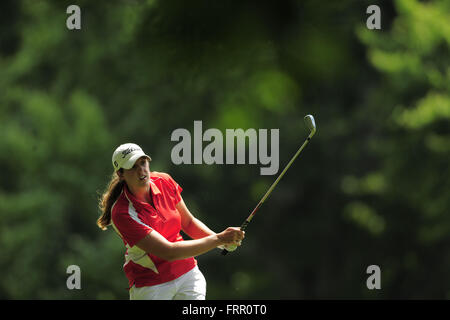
[355,0,450,298]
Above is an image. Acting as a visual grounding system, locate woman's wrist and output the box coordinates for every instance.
[212,233,224,247]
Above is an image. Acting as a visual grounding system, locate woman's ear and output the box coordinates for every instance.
[116,169,124,180]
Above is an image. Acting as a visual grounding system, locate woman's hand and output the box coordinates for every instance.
[217,227,245,247]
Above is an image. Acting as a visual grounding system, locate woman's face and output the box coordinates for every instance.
[120,156,151,190]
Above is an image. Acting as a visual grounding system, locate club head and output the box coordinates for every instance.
[304,114,316,136]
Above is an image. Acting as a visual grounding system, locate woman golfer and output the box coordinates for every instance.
[97,143,244,300]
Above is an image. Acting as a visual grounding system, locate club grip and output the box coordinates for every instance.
[221,220,249,256]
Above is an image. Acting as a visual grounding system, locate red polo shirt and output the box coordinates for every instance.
[111,171,196,288]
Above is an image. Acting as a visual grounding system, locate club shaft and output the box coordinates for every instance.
[250,133,313,215]
[221,132,314,255]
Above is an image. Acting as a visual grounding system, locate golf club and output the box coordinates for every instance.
[222,114,317,255]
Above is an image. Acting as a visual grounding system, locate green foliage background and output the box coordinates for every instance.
[0,0,449,299]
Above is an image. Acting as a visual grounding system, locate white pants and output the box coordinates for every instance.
[129,266,206,300]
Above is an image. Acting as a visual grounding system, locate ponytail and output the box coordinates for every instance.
[97,170,124,230]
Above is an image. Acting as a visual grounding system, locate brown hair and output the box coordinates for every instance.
[97,169,124,230]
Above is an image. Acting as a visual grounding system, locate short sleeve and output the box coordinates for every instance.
[155,172,183,205]
[165,173,183,204]
[111,209,153,247]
